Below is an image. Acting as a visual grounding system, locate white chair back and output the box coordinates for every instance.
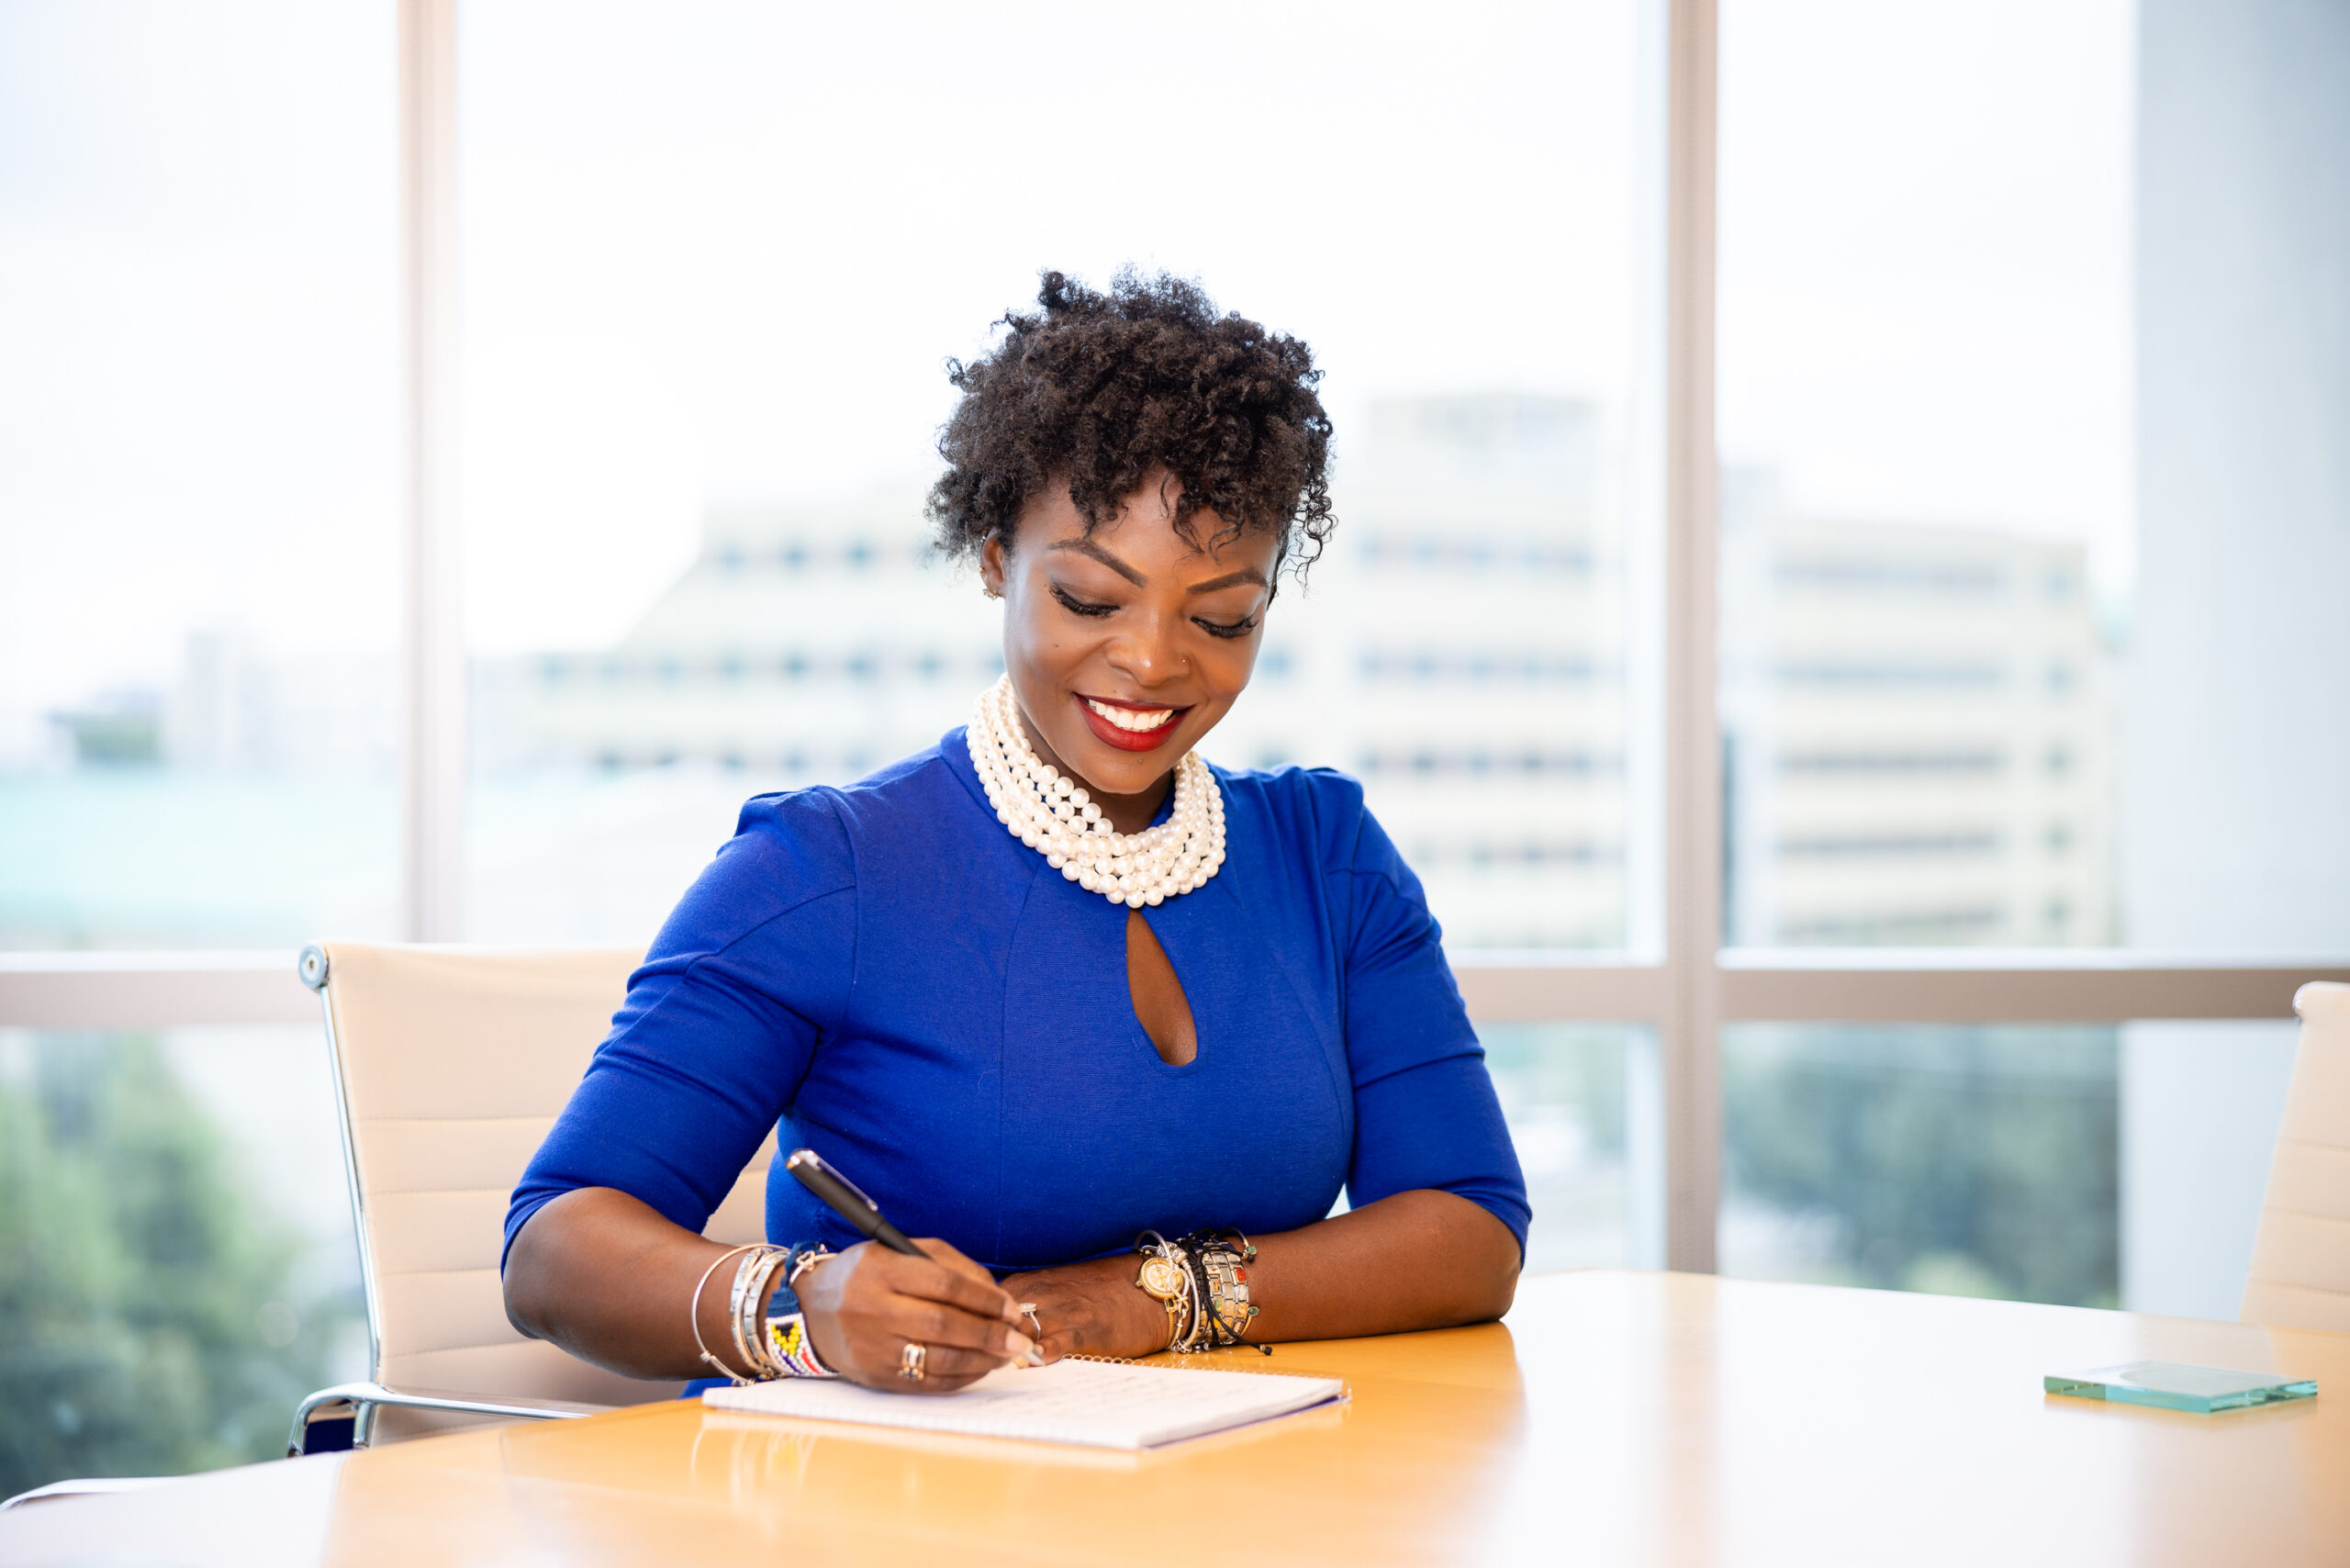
[2241,981,2350,1332]
[311,942,772,1439]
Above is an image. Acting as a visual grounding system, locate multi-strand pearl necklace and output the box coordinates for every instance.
[967,676,1225,908]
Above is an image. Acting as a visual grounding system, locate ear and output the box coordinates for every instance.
[979,532,1008,599]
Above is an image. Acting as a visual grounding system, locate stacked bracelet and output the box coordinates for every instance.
[691,1242,838,1383]
[1132,1227,1270,1355]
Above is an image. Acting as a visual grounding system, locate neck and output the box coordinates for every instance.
[1011,702,1172,835]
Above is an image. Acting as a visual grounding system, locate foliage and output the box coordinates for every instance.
[0,1035,359,1497]
[1723,1025,2119,1307]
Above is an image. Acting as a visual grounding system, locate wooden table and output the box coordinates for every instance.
[5,1271,2344,1566]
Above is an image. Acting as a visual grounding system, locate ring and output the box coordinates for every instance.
[900,1340,927,1381]
[1019,1302,1042,1338]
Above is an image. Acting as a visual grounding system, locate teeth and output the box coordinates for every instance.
[1087,698,1177,733]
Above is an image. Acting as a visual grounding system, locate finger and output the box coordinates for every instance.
[877,1297,1035,1361]
[887,1247,1022,1322]
[912,1238,1026,1319]
[908,1341,1017,1381]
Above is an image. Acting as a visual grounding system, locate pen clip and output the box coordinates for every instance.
[787,1148,878,1213]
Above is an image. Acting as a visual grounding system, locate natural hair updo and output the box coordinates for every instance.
[927,269,1336,578]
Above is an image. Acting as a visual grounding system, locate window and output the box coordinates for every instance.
[4,0,2345,1490]
[457,0,1655,954]
[0,5,400,950]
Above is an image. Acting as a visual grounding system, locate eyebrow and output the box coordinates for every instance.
[1185,567,1269,595]
[1047,538,1146,587]
[1046,538,1270,596]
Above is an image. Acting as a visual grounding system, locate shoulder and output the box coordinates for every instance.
[652,786,859,960]
[1213,761,1388,876]
[657,740,957,945]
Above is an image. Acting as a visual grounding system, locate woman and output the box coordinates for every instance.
[504,271,1528,1394]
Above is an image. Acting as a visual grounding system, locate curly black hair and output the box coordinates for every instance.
[927,269,1336,577]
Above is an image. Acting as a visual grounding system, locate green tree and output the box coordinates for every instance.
[0,1035,359,1497]
[1723,1025,2118,1307]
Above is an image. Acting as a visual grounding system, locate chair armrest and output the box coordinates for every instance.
[288,1380,615,1456]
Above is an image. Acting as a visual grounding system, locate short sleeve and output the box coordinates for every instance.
[1326,782,1531,1254]
[502,790,860,1269]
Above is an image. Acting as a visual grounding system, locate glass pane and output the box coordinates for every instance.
[0,1026,365,1493]
[458,0,1658,949]
[1722,1019,2305,1314]
[1720,1025,2120,1306]
[1717,1,2350,952]
[0,6,401,949]
[1482,1024,1643,1271]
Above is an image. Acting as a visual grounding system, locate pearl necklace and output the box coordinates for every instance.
[967,676,1225,908]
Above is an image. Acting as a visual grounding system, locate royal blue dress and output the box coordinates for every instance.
[505,730,1528,1275]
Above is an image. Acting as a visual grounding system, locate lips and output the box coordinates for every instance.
[1076,692,1188,753]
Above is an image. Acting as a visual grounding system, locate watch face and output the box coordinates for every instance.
[1137,1257,1185,1300]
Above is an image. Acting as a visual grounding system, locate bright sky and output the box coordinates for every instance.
[0,0,2132,716]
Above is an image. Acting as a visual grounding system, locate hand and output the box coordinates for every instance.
[795,1238,1036,1394]
[999,1252,1173,1362]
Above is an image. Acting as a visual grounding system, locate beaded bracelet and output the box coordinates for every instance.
[762,1244,839,1379]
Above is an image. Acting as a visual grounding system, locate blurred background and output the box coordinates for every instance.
[2,0,2344,1492]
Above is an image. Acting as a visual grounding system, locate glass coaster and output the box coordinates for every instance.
[2044,1361,2318,1414]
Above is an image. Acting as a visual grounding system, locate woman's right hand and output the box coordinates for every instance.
[794,1238,1036,1394]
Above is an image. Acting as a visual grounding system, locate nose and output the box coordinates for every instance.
[1102,606,1188,689]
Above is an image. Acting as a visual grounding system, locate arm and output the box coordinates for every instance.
[506,1186,1035,1392]
[1012,785,1528,1359]
[1004,1188,1517,1360]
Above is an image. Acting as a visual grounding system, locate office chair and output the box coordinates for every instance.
[286,941,774,1453]
[2239,980,2350,1334]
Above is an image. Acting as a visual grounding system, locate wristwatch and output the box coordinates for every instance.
[1136,1252,1187,1350]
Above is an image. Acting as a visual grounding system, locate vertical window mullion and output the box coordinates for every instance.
[399,0,466,941]
[1662,0,1723,1273]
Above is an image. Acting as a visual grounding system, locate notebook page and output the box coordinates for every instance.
[703,1359,1346,1450]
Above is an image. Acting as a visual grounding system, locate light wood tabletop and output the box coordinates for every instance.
[4,1271,2344,1567]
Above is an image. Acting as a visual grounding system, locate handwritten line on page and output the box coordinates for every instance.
[702,1359,1348,1450]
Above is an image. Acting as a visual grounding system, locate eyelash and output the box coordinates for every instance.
[1049,586,1259,640]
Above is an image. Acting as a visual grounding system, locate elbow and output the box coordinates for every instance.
[501,1209,557,1342]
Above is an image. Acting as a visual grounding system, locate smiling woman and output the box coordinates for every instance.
[500,271,1528,1396]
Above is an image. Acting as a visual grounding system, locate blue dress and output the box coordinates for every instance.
[505,730,1528,1275]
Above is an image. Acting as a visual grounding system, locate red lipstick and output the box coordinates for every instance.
[1075,693,1187,753]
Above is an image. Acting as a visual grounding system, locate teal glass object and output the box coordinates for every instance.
[2045,1361,2318,1414]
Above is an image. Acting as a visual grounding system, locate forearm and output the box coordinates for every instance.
[1243,1189,1520,1342]
[1006,1188,1520,1360]
[503,1186,755,1381]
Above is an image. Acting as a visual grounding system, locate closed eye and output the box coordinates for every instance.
[1050,584,1117,618]
[1193,614,1259,640]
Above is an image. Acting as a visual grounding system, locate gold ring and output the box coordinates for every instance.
[900,1340,927,1381]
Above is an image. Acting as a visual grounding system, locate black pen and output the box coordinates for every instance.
[785,1148,925,1255]
[786,1147,1043,1364]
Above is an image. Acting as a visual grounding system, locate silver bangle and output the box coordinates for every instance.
[727,1246,789,1380]
[691,1244,764,1383]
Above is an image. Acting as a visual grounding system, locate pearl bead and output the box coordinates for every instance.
[966,676,1224,909]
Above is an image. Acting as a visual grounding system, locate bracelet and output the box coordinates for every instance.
[690,1244,767,1383]
[730,1246,792,1379]
[764,1244,839,1378]
[1133,1231,1192,1351]
[1172,1229,1269,1354]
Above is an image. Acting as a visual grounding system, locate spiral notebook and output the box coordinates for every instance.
[702,1359,1347,1450]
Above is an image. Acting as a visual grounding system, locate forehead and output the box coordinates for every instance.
[1026,487,1280,574]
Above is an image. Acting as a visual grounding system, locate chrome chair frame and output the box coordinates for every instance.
[285,944,619,1455]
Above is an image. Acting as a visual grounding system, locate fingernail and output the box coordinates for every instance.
[1008,1331,1035,1359]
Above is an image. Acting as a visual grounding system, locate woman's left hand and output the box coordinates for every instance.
[998,1252,1171,1361]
